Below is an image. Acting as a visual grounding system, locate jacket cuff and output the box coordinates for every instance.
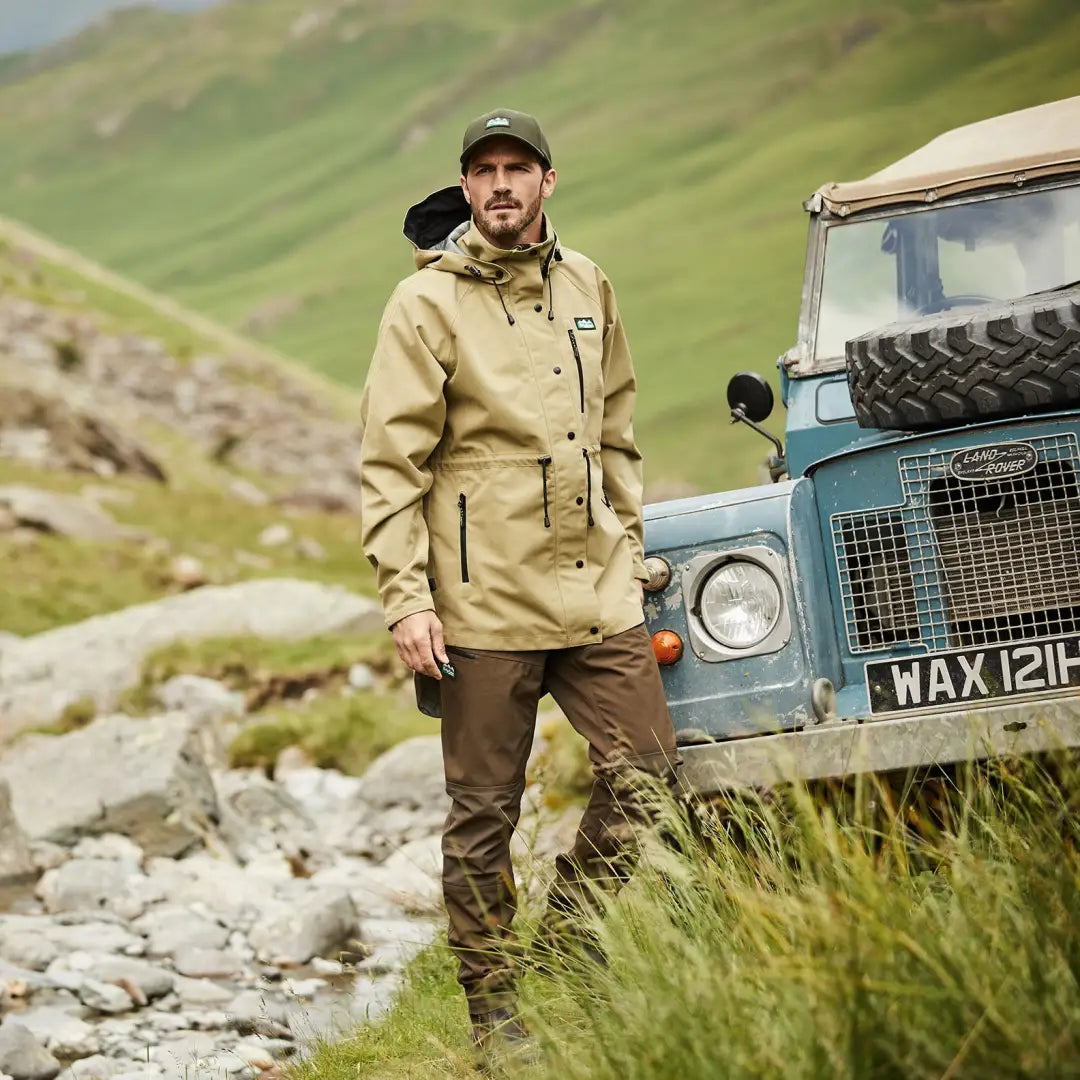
[384,599,437,631]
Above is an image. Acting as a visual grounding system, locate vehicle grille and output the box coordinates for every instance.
[832,433,1080,654]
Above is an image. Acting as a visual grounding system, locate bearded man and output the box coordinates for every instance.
[359,108,678,1068]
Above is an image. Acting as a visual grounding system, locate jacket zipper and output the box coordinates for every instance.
[568,329,585,413]
[457,492,470,583]
[582,449,595,526]
[537,456,552,528]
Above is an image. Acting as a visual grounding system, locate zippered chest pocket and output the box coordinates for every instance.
[566,322,603,419]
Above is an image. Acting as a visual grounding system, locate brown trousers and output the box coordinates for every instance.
[438,622,678,1014]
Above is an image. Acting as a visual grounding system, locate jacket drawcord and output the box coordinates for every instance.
[494,282,515,326]
[542,244,560,321]
[582,449,595,526]
[538,456,552,528]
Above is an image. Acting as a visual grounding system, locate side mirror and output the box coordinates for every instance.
[726,371,785,478]
[727,371,774,423]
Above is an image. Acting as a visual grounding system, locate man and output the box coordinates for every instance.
[359,108,678,1065]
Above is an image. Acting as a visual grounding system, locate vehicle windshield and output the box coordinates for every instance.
[814,184,1080,362]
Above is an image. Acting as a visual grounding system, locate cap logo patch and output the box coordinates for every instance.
[574,317,597,330]
[485,116,511,128]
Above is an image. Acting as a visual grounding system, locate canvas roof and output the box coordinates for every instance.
[816,95,1080,214]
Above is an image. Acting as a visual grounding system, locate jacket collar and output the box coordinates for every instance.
[404,186,559,282]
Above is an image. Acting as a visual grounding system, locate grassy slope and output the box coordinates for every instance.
[1,0,1079,492]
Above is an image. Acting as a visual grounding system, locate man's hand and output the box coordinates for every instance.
[391,610,449,678]
[635,580,644,606]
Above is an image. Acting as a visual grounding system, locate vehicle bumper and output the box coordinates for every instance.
[677,695,1080,794]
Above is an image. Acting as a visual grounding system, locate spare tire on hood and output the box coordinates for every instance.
[845,287,1080,430]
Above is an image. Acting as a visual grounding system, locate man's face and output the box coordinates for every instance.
[461,137,557,247]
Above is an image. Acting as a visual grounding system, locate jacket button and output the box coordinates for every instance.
[534,303,543,312]
[494,270,504,279]
[553,366,561,375]
[590,626,599,635]
[567,432,575,441]
[576,560,584,568]
[576,496,584,506]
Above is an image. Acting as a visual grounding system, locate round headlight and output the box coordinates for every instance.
[698,560,781,650]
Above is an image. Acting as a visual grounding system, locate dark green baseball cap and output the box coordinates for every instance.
[460,108,552,170]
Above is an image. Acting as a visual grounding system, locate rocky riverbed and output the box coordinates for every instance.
[0,582,575,1080]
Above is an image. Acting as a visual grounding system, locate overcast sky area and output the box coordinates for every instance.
[0,0,222,54]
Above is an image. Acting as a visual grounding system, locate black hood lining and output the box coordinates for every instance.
[403,186,471,251]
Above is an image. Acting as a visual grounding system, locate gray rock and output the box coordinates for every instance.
[61,1054,129,1079]
[0,580,381,737]
[170,948,242,980]
[357,736,447,813]
[248,889,357,967]
[153,676,243,729]
[0,1018,61,1080]
[76,980,131,1015]
[0,714,218,858]
[13,1007,99,1061]
[0,487,139,544]
[70,837,143,865]
[214,770,323,864]
[346,663,375,691]
[276,767,364,817]
[224,989,289,1032]
[70,957,172,1001]
[44,922,142,957]
[29,842,68,874]
[170,977,232,1007]
[37,860,143,917]
[0,781,36,885]
[130,908,228,958]
[0,932,58,973]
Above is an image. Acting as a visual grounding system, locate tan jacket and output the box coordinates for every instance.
[359,187,646,650]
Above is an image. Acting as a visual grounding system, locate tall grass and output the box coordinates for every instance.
[528,758,1080,1080]
[298,753,1080,1079]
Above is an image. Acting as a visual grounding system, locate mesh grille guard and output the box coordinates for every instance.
[832,433,1080,655]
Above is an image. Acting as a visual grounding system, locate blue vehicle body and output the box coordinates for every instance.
[641,112,1080,791]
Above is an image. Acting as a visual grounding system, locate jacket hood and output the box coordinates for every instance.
[402,186,559,280]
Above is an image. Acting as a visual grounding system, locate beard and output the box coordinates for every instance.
[474,189,544,247]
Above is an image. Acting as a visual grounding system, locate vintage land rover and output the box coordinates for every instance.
[642,95,1080,793]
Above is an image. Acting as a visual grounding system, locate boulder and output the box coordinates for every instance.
[0,713,218,858]
[131,907,228,958]
[0,487,140,544]
[357,736,446,813]
[0,780,36,885]
[0,580,382,736]
[0,1018,61,1080]
[36,860,144,918]
[11,1007,98,1061]
[248,889,358,967]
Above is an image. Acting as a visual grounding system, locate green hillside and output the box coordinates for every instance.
[1,0,1079,489]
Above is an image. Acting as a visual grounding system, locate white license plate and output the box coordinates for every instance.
[866,633,1080,714]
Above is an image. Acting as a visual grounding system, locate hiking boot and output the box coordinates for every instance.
[470,1006,541,1071]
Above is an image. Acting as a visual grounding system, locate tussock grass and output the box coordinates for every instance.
[298,752,1080,1079]
[228,691,436,777]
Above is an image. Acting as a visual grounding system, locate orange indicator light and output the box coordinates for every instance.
[651,630,684,665]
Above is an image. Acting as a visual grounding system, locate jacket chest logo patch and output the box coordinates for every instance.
[574,317,597,330]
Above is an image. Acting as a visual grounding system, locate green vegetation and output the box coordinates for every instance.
[0,452,375,637]
[296,755,1080,1078]
[229,691,436,776]
[2,0,1078,488]
[120,632,401,710]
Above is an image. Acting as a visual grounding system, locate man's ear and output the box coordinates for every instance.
[460,174,472,207]
[541,168,558,200]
